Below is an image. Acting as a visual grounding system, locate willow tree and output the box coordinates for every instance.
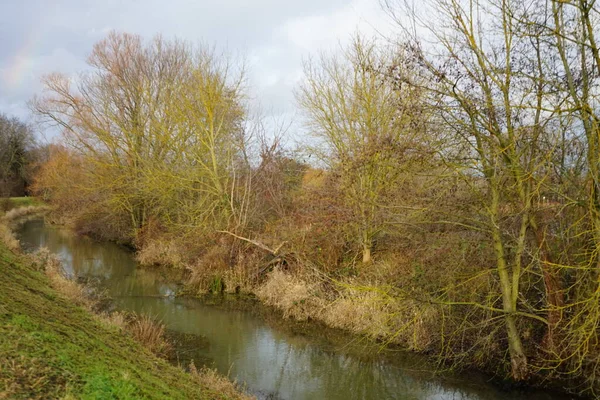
[531,0,600,390]
[32,32,248,239]
[384,0,564,379]
[297,37,423,264]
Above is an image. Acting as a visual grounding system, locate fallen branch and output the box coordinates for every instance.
[217,230,287,256]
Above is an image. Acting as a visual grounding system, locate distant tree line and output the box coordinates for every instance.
[0,114,38,197]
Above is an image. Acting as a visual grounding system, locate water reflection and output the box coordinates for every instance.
[17,219,565,400]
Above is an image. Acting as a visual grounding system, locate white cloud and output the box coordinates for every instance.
[281,0,393,52]
[0,0,396,139]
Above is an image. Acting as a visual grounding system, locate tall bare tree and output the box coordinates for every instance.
[32,32,248,239]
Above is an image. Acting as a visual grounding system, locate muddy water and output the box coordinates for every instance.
[17,219,570,400]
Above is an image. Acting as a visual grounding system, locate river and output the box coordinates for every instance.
[17,218,572,400]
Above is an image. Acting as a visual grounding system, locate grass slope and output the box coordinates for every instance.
[0,241,225,399]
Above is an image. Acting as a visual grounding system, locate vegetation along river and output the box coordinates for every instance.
[17,218,572,400]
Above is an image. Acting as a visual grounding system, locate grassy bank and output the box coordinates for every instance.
[0,216,247,399]
[0,196,45,211]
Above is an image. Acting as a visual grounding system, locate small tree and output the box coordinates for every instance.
[297,36,423,264]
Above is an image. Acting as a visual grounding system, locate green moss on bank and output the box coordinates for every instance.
[0,241,228,399]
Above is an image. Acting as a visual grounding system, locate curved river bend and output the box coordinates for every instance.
[17,219,571,400]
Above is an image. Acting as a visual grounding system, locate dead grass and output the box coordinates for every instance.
[126,314,173,358]
[187,245,231,294]
[31,249,172,359]
[0,223,19,252]
[256,268,439,350]
[323,286,439,350]
[2,205,50,225]
[0,206,51,253]
[256,269,325,321]
[189,362,255,400]
[31,248,94,308]
[97,311,128,330]
[0,355,66,400]
[136,238,184,267]
[0,218,251,399]
[322,287,393,335]
[0,205,51,253]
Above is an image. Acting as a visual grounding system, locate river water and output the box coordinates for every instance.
[17,218,571,400]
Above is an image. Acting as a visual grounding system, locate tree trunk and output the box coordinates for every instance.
[491,186,528,380]
[362,244,372,264]
[506,314,529,380]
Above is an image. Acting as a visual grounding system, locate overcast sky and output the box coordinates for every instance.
[0,0,394,141]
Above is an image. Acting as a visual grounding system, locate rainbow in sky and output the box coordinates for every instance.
[2,31,41,92]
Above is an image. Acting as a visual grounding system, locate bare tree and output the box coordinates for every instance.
[297,36,424,264]
[0,114,35,197]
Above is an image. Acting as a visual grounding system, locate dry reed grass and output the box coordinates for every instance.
[2,205,51,225]
[126,314,173,358]
[187,245,230,293]
[32,248,93,308]
[0,216,251,398]
[32,250,173,358]
[32,249,173,358]
[136,238,183,267]
[0,223,19,252]
[96,311,128,330]
[256,269,325,321]
[188,362,255,400]
[257,268,439,350]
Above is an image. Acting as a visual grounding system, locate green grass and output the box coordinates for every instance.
[0,197,46,213]
[0,241,233,399]
[8,197,46,208]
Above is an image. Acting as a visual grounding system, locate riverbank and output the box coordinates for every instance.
[23,200,583,398]
[0,206,251,399]
[16,216,575,400]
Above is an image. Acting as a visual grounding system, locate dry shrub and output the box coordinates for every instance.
[321,285,439,350]
[2,206,38,222]
[96,311,128,330]
[257,269,439,350]
[322,287,393,336]
[256,269,325,320]
[301,168,327,189]
[188,362,254,400]
[126,314,172,358]
[187,245,230,293]
[0,223,19,252]
[136,238,183,267]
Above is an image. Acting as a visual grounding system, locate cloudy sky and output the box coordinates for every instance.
[0,0,394,140]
